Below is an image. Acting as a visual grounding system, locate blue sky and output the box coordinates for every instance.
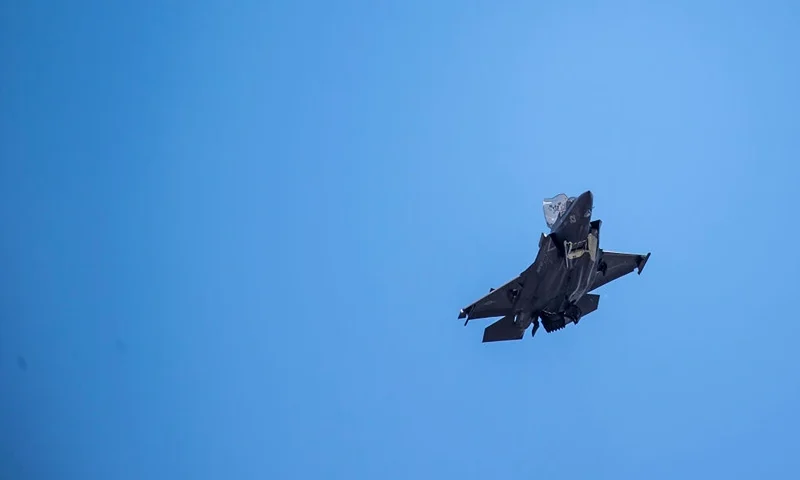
[2,1,800,478]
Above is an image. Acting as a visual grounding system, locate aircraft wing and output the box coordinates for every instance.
[458,275,524,322]
[590,251,650,291]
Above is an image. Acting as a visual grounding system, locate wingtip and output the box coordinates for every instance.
[637,252,651,275]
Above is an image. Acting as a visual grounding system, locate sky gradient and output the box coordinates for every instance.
[2,1,800,479]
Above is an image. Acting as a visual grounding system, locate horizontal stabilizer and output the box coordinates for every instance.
[576,293,600,316]
[482,315,525,343]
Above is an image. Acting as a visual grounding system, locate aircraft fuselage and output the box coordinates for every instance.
[458,189,651,342]
[515,190,602,332]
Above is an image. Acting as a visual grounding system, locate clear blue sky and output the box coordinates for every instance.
[2,1,800,478]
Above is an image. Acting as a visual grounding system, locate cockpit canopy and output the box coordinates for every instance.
[542,193,577,228]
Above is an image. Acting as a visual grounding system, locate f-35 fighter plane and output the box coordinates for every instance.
[459,191,650,342]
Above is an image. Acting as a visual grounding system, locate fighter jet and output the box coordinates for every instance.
[459,190,650,342]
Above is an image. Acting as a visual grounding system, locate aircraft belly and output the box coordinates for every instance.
[565,255,595,302]
[529,260,568,310]
[554,219,591,246]
[519,223,601,314]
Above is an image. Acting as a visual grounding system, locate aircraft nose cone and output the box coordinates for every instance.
[577,190,593,218]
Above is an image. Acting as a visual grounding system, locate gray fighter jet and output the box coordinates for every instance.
[459,191,650,342]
